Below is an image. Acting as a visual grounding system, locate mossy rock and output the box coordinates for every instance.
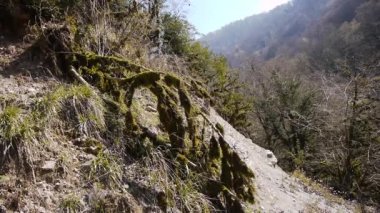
[43,24,255,209]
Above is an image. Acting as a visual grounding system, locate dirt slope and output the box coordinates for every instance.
[0,32,368,213]
[209,108,359,212]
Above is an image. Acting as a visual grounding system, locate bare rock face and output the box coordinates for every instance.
[209,108,357,212]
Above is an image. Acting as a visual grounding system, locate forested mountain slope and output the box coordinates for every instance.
[0,0,378,212]
[202,0,380,208]
[0,29,362,213]
[201,0,380,72]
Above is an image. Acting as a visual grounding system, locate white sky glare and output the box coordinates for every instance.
[186,0,290,35]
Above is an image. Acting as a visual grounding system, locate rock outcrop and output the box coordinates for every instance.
[209,108,357,212]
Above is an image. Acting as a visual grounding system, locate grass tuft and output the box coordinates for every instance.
[60,194,82,213]
[88,150,122,188]
[37,85,105,139]
[0,106,37,171]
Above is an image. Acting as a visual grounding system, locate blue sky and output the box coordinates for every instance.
[185,0,290,35]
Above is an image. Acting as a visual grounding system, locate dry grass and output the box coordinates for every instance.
[59,194,83,213]
[125,149,214,212]
[87,150,122,189]
[292,170,346,205]
[0,106,39,174]
[37,85,105,139]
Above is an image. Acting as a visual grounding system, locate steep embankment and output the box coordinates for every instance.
[0,30,256,212]
[0,31,361,212]
[210,108,358,212]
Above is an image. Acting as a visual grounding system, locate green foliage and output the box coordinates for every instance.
[323,75,380,203]
[0,106,29,142]
[19,0,81,21]
[1,0,258,211]
[0,106,36,170]
[89,151,122,188]
[182,41,253,132]
[66,49,255,210]
[60,194,82,213]
[159,13,253,132]
[255,72,317,170]
[38,85,105,138]
[162,13,193,56]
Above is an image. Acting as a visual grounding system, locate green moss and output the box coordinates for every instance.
[82,138,103,155]
[128,72,161,88]
[0,105,37,171]
[176,153,189,165]
[208,136,222,177]
[163,74,181,88]
[191,79,211,100]
[220,138,255,203]
[73,52,150,75]
[52,41,256,208]
[73,57,256,207]
[60,194,82,212]
[89,151,122,188]
[215,123,225,135]
[155,134,171,146]
[0,106,24,140]
[38,85,106,138]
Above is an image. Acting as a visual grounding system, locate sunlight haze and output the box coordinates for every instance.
[187,0,290,35]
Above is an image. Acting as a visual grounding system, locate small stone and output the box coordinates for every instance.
[0,205,7,213]
[121,184,129,192]
[266,150,273,158]
[80,160,93,173]
[265,150,278,167]
[41,161,56,172]
[27,87,37,93]
[54,182,61,191]
[37,206,48,213]
[84,146,101,155]
[146,105,157,112]
[73,137,86,146]
[6,45,16,54]
[36,181,46,187]
[144,127,159,138]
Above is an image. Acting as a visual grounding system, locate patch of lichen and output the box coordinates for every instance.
[215,123,225,135]
[207,136,222,178]
[73,52,150,76]
[154,134,171,146]
[220,138,255,203]
[190,79,211,100]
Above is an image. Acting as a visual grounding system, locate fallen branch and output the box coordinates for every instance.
[69,66,93,88]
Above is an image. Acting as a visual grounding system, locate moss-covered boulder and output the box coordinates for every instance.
[31,23,256,211]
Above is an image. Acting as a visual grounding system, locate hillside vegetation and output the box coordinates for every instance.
[0,0,256,212]
[202,0,380,207]
[202,0,379,72]
[0,0,378,212]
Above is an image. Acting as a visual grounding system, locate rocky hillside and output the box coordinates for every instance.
[0,0,373,212]
[201,0,379,208]
[0,27,256,212]
[0,29,364,213]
